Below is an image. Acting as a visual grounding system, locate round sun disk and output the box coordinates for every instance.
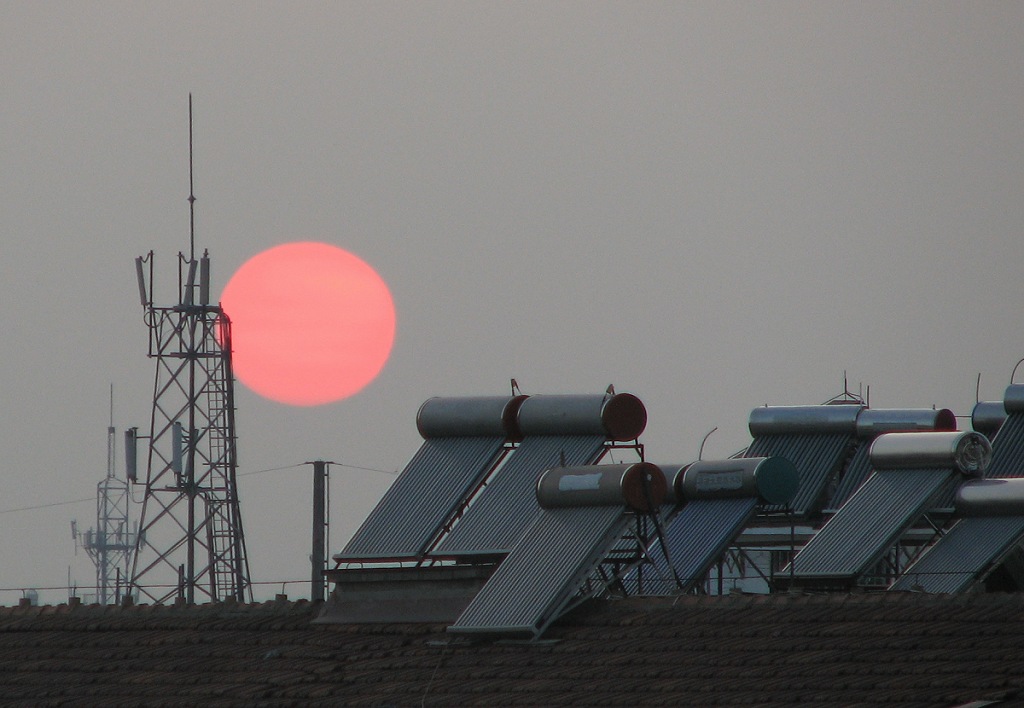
[221,242,396,406]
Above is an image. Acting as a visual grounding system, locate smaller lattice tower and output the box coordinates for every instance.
[72,387,137,604]
[128,96,251,604]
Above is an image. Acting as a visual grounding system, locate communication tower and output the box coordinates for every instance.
[72,387,137,604]
[128,97,251,604]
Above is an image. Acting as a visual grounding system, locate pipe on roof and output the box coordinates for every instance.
[535,462,665,512]
[416,395,528,439]
[869,431,992,476]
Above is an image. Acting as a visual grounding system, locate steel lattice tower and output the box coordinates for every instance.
[128,97,251,604]
[73,388,137,604]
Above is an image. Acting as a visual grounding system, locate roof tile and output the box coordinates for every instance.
[4,594,1024,705]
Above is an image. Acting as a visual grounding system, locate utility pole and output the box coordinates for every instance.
[309,460,331,602]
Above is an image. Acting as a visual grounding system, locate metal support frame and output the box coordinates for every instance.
[703,546,777,594]
[856,512,951,589]
[570,512,660,609]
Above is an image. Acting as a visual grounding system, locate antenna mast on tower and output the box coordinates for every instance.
[129,96,251,604]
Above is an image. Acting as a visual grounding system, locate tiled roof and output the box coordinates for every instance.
[1,593,1024,706]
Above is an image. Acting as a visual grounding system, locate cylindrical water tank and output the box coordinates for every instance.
[855,408,957,438]
[956,478,1024,516]
[517,393,647,441]
[971,401,1007,439]
[1004,384,1024,414]
[868,431,992,476]
[748,404,862,437]
[657,463,688,505]
[677,457,799,506]
[416,395,528,439]
[535,463,666,512]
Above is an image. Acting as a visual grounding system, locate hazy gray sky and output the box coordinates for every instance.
[3,2,1023,602]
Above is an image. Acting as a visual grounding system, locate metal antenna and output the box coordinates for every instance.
[188,94,196,261]
[108,384,114,478]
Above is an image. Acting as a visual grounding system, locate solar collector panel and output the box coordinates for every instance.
[664,497,760,589]
[746,433,853,515]
[633,497,758,595]
[448,505,629,638]
[827,441,872,509]
[978,385,1024,479]
[787,428,993,585]
[433,392,647,558]
[336,436,509,560]
[787,468,954,580]
[890,515,1024,594]
[432,435,606,556]
[891,476,1024,593]
[335,395,524,562]
[448,462,665,639]
[622,457,799,596]
[986,414,1024,478]
[748,406,959,515]
[828,408,958,510]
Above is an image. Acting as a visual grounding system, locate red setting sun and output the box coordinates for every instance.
[221,242,396,406]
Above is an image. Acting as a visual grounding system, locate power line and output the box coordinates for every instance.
[239,462,398,477]
[335,462,398,476]
[0,498,93,515]
[238,463,307,477]
[0,460,398,516]
[0,576,343,595]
